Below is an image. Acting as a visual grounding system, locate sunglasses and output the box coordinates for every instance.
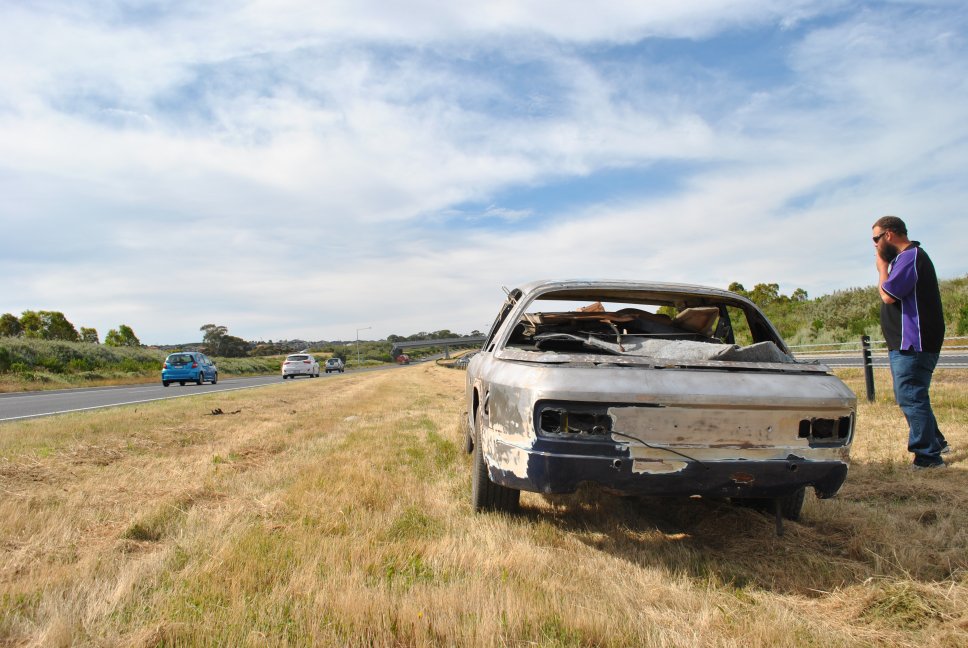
[872,231,889,244]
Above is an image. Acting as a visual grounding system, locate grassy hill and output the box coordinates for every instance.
[756,275,968,347]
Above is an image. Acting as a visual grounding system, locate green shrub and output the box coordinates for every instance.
[37,356,66,374]
[67,357,97,372]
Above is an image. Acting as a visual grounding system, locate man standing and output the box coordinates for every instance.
[872,216,948,468]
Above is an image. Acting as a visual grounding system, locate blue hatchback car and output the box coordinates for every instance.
[162,352,218,386]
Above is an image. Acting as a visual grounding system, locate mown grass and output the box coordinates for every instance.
[0,366,966,646]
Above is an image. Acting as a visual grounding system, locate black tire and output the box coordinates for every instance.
[471,410,520,513]
[211,372,217,385]
[162,380,170,387]
[179,381,185,386]
[196,372,204,385]
[778,487,806,521]
[741,486,806,521]
[461,412,474,454]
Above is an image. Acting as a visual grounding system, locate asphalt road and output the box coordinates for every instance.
[0,372,365,423]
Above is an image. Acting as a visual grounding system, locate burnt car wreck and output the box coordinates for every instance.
[464,280,856,531]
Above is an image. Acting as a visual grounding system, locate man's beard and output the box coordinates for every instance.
[878,244,899,263]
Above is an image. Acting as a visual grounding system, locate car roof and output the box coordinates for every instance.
[513,279,755,306]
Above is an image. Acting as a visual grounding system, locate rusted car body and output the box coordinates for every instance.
[465,280,856,521]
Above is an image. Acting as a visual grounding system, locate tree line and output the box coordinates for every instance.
[0,311,140,346]
[5,275,965,361]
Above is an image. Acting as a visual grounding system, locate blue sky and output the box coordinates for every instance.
[1,0,966,344]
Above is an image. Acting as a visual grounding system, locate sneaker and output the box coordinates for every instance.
[940,442,952,455]
[911,462,947,470]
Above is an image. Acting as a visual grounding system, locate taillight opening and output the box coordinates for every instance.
[535,401,612,439]
[798,414,853,446]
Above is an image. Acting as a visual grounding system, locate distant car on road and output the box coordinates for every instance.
[162,352,217,387]
[396,354,411,365]
[325,358,345,373]
[282,354,319,379]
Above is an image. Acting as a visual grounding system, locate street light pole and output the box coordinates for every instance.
[356,326,371,368]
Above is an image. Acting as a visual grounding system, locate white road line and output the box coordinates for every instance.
[0,382,278,423]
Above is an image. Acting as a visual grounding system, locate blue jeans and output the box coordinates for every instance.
[889,350,947,466]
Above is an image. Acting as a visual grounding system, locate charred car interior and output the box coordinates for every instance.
[465,280,857,533]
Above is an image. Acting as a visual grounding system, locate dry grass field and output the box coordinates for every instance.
[1,365,966,647]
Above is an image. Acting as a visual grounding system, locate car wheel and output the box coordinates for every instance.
[179,381,185,386]
[777,487,806,521]
[196,372,204,385]
[461,412,473,454]
[162,380,170,387]
[741,487,806,522]
[212,372,218,385]
[471,409,520,513]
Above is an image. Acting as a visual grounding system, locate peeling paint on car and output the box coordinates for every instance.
[611,406,815,447]
[631,459,688,474]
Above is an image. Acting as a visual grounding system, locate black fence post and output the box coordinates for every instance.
[861,335,875,402]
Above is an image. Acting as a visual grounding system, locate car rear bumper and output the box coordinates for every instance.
[486,438,849,500]
[162,370,200,380]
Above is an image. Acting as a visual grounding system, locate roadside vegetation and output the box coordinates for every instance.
[0,337,467,392]
[0,339,284,392]
[1,365,965,645]
[731,275,968,347]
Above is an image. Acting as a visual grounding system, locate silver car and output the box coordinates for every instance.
[282,354,319,379]
[464,280,856,524]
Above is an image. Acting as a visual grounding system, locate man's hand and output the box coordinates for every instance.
[876,253,895,304]
[875,253,889,275]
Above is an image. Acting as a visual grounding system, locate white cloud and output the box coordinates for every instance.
[1,1,966,344]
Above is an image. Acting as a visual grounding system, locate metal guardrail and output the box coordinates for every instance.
[788,336,968,355]
[437,352,476,370]
[789,336,967,402]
